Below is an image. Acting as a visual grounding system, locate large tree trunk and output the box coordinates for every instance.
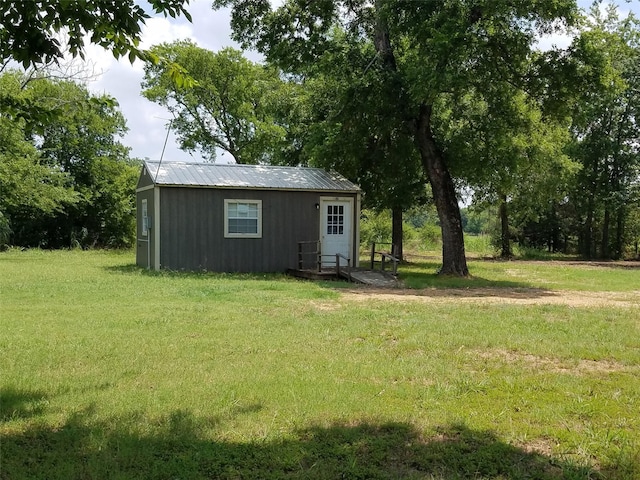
[415,104,468,276]
[391,206,403,261]
[372,8,403,266]
[498,193,512,258]
[373,6,467,275]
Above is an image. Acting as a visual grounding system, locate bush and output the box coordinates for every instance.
[464,234,495,257]
[418,223,441,250]
[360,210,392,247]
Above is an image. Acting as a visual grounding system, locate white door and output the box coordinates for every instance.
[320,198,353,267]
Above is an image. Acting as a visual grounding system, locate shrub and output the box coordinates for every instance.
[360,210,392,247]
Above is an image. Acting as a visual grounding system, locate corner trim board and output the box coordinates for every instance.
[154,186,161,271]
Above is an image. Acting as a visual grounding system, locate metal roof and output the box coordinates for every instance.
[143,161,360,192]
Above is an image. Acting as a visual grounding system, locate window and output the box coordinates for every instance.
[224,199,262,238]
[326,204,344,235]
[141,199,148,236]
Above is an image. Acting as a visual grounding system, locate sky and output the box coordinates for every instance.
[81,0,639,164]
[84,0,242,163]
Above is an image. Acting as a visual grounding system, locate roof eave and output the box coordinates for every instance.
[152,183,361,193]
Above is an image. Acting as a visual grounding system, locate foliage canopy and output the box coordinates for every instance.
[213,0,580,275]
[142,41,287,164]
[0,72,138,248]
[0,0,191,67]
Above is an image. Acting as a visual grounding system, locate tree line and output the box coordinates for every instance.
[1,1,638,271]
[0,68,139,248]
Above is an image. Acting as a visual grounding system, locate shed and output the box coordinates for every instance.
[136,161,361,272]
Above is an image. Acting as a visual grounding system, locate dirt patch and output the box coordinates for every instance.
[308,300,342,312]
[516,437,558,457]
[339,286,640,308]
[472,349,630,375]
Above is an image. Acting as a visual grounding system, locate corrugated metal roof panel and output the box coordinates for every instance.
[143,161,360,192]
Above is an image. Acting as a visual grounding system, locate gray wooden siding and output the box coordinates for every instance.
[136,166,154,189]
[158,187,357,272]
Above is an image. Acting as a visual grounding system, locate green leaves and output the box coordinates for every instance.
[0,78,80,241]
[0,0,191,67]
[0,71,137,248]
[565,6,640,258]
[142,41,287,164]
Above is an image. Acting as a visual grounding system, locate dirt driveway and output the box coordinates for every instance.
[339,286,640,308]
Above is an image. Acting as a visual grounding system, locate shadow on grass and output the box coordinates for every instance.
[396,260,554,296]
[341,285,561,302]
[0,387,48,421]
[549,260,640,270]
[104,263,293,282]
[3,406,615,480]
[107,261,532,289]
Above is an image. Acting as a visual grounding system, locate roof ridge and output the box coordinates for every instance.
[144,160,322,170]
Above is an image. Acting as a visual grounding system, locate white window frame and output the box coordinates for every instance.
[224,199,262,238]
[141,199,148,237]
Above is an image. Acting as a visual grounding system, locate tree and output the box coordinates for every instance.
[214,0,579,275]
[0,72,78,245]
[0,0,194,248]
[0,0,191,67]
[279,31,427,259]
[142,41,286,164]
[440,89,576,257]
[0,71,138,248]
[0,0,194,128]
[568,5,640,259]
[28,77,138,248]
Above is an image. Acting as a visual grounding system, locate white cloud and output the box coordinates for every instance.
[139,17,195,50]
[535,1,640,51]
[535,32,574,51]
[84,0,240,162]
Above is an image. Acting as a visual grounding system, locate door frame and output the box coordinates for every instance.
[319,196,354,267]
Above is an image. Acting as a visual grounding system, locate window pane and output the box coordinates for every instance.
[229,218,258,234]
[326,204,345,235]
[142,199,148,236]
[237,203,249,216]
[247,204,258,218]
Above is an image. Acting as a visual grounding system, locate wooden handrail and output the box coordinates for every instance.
[297,241,352,281]
[370,242,399,275]
[380,252,399,275]
[335,253,352,282]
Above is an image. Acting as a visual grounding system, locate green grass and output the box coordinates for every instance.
[1,249,639,479]
[400,258,640,292]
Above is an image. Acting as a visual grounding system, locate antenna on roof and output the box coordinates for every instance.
[154,117,173,184]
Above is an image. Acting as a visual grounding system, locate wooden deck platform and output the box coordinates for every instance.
[348,269,399,287]
[287,267,399,287]
[286,268,343,281]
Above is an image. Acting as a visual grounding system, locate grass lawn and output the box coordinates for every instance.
[1,249,639,479]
